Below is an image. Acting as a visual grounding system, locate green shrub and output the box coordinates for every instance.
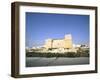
[26,49,89,57]
[66,52,75,57]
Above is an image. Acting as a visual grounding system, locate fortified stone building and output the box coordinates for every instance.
[44,34,73,49]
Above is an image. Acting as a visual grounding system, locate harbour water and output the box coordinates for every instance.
[26,57,89,67]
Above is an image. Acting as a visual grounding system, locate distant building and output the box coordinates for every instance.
[28,34,89,53]
[44,34,73,49]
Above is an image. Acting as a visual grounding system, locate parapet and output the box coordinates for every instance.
[65,34,72,39]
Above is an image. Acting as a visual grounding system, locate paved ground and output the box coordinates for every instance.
[26,57,89,67]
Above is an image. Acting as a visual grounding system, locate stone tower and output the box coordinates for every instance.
[64,34,73,49]
[44,39,52,49]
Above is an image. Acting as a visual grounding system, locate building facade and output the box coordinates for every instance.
[44,34,73,49]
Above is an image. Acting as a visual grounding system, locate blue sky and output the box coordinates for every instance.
[26,12,89,48]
